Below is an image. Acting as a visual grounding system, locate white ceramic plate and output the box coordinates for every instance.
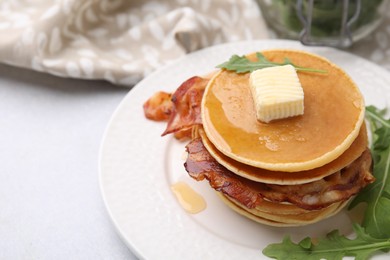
[99,40,390,260]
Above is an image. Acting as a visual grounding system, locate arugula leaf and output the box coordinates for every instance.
[348,106,390,239]
[262,224,390,260]
[216,52,327,74]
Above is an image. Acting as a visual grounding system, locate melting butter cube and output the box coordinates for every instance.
[249,64,304,123]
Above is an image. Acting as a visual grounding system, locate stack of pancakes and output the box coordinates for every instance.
[185,50,374,227]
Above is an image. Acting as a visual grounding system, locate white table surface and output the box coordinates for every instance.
[0,63,137,259]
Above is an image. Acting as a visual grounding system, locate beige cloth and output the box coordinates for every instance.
[0,0,268,86]
[2,0,390,88]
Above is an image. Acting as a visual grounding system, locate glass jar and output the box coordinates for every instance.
[257,0,388,48]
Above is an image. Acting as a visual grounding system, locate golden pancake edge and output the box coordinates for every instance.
[198,124,368,184]
[217,192,349,227]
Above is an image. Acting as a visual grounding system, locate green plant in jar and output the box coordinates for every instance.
[258,0,385,42]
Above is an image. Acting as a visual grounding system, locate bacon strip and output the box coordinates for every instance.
[184,138,374,210]
[161,76,208,136]
[143,76,208,140]
[143,91,173,121]
[184,137,263,208]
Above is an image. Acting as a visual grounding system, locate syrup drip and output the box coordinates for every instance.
[171,182,206,214]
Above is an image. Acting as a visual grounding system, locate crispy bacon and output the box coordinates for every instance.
[184,138,374,210]
[162,76,208,137]
[143,91,173,121]
[143,76,209,140]
[184,137,263,208]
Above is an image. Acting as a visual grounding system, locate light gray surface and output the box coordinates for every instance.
[0,63,137,259]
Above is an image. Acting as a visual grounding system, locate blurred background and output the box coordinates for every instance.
[1,0,389,87]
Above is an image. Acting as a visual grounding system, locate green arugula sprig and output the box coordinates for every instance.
[263,224,390,260]
[216,52,327,74]
[349,106,390,239]
[263,106,390,259]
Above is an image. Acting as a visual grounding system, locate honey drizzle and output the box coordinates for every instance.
[171,182,206,214]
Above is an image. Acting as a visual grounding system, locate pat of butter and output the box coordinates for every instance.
[249,64,304,123]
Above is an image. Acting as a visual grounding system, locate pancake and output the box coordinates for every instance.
[217,192,349,227]
[198,123,368,184]
[202,50,365,172]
